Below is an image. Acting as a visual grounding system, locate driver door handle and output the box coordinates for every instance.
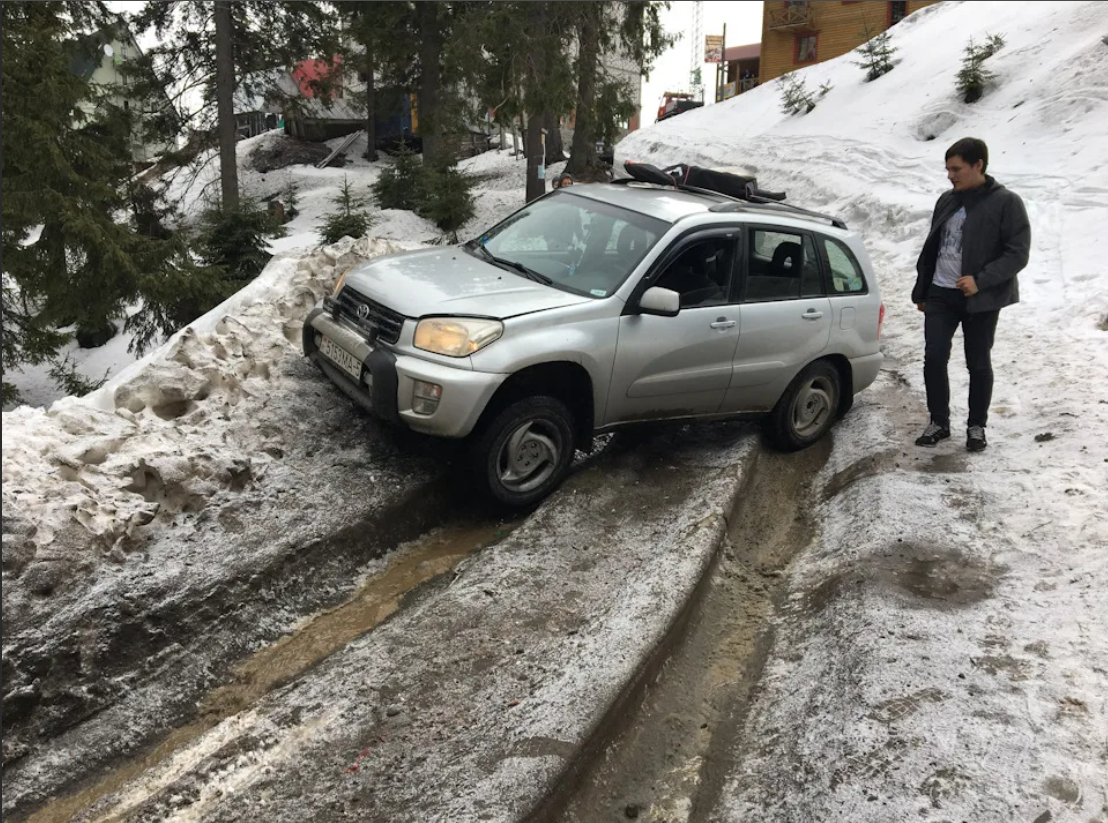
[802,309,824,321]
[710,319,736,330]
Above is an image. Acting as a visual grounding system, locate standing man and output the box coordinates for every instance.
[912,137,1031,452]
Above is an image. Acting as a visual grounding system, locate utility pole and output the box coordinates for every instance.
[690,0,704,100]
[716,23,727,103]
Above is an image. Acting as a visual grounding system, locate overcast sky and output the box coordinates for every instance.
[639,0,764,125]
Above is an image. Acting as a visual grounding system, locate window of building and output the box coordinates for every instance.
[795,34,818,63]
[889,1,908,25]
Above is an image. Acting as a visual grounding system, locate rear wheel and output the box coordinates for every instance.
[471,396,576,507]
[766,360,841,451]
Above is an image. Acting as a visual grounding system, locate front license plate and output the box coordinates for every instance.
[320,335,363,381]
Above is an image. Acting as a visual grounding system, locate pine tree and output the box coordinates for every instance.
[853,30,898,82]
[778,73,817,115]
[371,144,426,212]
[956,34,1004,104]
[0,1,227,403]
[319,177,374,245]
[567,2,672,179]
[420,161,476,240]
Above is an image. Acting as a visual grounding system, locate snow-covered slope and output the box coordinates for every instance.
[617,2,1107,820]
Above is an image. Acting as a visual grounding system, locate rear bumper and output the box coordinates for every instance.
[303,307,506,438]
[849,351,884,394]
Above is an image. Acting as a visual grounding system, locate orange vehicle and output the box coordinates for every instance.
[657,91,702,122]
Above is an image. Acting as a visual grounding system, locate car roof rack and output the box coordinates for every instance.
[613,161,848,230]
[706,199,848,230]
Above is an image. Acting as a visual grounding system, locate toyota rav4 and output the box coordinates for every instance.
[303,166,884,506]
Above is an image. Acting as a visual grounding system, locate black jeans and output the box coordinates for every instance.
[923,285,1000,429]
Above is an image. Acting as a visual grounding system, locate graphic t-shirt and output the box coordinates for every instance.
[933,206,966,289]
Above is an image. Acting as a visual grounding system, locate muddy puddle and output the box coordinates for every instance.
[22,516,518,823]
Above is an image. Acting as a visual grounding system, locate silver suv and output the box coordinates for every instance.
[303,173,884,506]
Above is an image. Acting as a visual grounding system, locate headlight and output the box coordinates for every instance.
[414,317,503,357]
[333,266,353,296]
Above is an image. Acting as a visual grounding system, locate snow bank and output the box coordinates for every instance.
[2,237,407,564]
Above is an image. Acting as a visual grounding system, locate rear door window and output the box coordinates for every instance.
[822,237,867,294]
[745,229,823,301]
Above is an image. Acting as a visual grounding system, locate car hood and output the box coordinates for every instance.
[341,246,592,319]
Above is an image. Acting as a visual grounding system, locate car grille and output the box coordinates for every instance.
[334,288,406,345]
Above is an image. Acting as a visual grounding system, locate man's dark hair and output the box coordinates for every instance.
[946,137,988,172]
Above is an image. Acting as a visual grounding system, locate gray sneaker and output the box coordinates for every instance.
[915,422,950,447]
[966,425,987,452]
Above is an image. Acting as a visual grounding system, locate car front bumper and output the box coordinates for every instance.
[303,307,507,438]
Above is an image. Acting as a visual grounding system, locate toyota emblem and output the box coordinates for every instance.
[356,304,370,320]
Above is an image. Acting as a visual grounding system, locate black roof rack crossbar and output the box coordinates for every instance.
[708,198,848,229]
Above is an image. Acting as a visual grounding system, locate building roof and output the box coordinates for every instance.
[65,21,128,80]
[236,65,364,121]
[723,43,761,63]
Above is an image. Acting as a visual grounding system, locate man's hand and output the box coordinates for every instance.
[956,275,979,296]
[915,302,926,312]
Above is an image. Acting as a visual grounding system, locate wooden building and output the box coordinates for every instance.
[758,0,939,85]
[717,43,763,100]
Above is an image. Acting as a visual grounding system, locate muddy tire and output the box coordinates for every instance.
[470,396,576,507]
[766,360,841,451]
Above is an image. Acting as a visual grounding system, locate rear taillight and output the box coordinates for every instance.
[878,302,886,338]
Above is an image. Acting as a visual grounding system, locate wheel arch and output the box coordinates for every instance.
[474,361,595,449]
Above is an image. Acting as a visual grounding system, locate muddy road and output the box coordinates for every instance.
[5,410,760,822]
[551,439,832,823]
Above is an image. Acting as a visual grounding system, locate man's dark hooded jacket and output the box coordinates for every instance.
[913,176,1031,312]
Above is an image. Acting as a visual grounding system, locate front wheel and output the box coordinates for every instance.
[470,396,576,507]
[766,361,841,451]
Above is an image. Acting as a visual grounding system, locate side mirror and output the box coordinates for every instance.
[638,286,680,317]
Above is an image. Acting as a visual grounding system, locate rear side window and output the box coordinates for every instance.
[823,237,867,293]
[746,229,822,301]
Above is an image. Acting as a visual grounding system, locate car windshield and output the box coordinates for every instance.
[467,191,667,299]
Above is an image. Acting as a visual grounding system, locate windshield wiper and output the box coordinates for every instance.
[467,242,553,285]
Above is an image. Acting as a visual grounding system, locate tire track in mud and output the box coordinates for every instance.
[551,438,833,823]
[14,513,523,823]
[14,423,757,823]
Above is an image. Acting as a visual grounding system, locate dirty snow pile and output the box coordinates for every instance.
[617,1,1107,820]
[2,236,406,573]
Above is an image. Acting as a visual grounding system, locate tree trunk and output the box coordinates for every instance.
[418,3,442,166]
[544,112,563,165]
[214,0,238,210]
[525,111,546,202]
[524,3,549,202]
[566,5,600,178]
[363,15,378,162]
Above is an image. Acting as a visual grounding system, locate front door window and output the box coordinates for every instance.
[654,237,735,308]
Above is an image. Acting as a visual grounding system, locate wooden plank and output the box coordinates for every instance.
[314,130,360,170]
